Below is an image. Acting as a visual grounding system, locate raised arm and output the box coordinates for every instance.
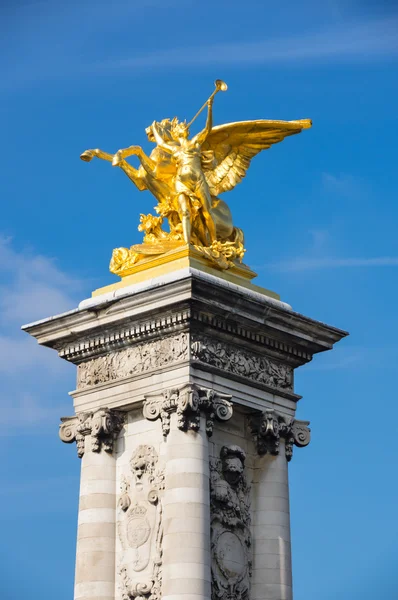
[193,98,213,146]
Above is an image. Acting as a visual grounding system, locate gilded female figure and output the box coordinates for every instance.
[150,98,217,245]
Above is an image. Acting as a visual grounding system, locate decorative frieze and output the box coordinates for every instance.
[59,408,125,457]
[210,445,251,600]
[191,336,293,391]
[250,409,311,461]
[143,384,233,436]
[74,330,295,395]
[77,332,188,389]
[117,445,164,600]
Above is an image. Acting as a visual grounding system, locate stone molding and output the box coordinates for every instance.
[210,445,251,600]
[192,310,312,362]
[117,445,164,600]
[77,332,188,390]
[191,335,293,391]
[143,384,233,436]
[57,306,313,365]
[250,409,311,461]
[59,309,191,362]
[59,408,125,457]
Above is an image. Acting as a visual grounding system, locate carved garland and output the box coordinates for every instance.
[191,336,293,391]
[143,384,233,436]
[59,408,125,457]
[74,332,294,395]
[77,332,188,389]
[250,409,311,461]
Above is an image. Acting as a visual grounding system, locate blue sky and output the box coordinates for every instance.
[1,1,398,598]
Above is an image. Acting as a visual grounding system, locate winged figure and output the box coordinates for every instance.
[80,80,311,273]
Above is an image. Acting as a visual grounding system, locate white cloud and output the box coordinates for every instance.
[0,236,80,432]
[0,235,78,326]
[0,335,65,374]
[322,172,365,197]
[0,392,71,429]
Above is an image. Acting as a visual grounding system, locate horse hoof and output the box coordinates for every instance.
[80,151,93,162]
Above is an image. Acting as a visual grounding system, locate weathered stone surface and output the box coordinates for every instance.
[23,268,347,600]
[191,335,293,391]
[60,408,125,457]
[143,384,233,437]
[210,445,251,600]
[250,409,311,461]
[77,333,188,390]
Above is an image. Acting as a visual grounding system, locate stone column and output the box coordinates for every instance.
[60,409,124,600]
[163,416,211,600]
[143,384,233,600]
[251,410,311,600]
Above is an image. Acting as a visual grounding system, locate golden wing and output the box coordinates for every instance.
[202,119,312,196]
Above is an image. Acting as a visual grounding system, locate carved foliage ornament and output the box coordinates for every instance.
[77,332,188,390]
[210,445,251,600]
[143,384,233,436]
[191,337,293,391]
[59,408,125,457]
[250,409,311,461]
[118,445,164,600]
[75,333,294,395]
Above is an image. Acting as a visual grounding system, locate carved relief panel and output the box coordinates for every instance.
[210,445,251,600]
[117,445,164,600]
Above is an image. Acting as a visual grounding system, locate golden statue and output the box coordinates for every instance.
[81,80,311,275]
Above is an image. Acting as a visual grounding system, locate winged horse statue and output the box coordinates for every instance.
[81,80,311,273]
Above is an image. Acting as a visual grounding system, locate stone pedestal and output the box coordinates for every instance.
[23,266,347,600]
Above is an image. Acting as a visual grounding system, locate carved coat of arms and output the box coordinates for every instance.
[117,445,164,600]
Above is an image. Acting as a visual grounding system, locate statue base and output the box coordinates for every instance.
[93,244,279,300]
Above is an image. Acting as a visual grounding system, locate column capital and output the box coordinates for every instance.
[59,408,125,457]
[143,383,233,437]
[250,409,311,461]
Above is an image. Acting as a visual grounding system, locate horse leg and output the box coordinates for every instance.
[113,146,156,173]
[118,161,147,192]
[80,148,114,162]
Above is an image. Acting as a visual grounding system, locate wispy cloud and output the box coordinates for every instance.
[322,172,365,197]
[0,236,80,432]
[0,235,78,325]
[99,16,398,73]
[265,256,398,272]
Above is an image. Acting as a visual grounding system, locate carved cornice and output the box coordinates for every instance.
[143,384,233,436]
[191,335,293,392]
[59,309,191,362]
[250,409,310,461]
[192,310,313,363]
[24,271,348,374]
[56,307,313,367]
[59,408,125,457]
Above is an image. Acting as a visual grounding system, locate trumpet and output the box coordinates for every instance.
[187,79,228,128]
